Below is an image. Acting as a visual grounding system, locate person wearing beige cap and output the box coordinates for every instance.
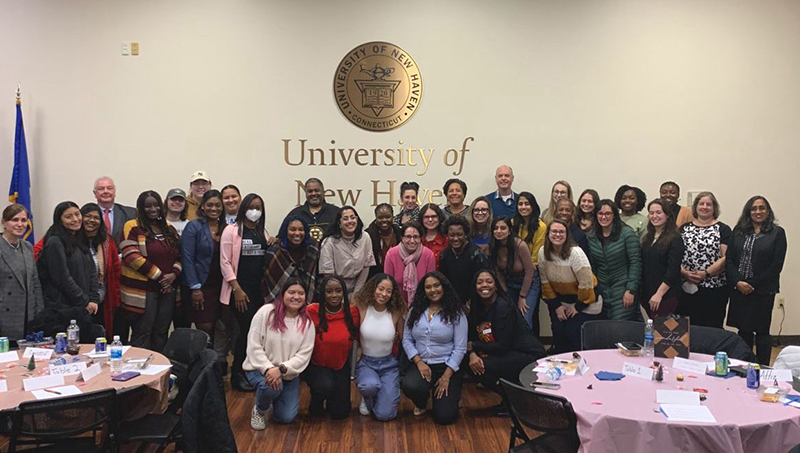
[187,171,212,221]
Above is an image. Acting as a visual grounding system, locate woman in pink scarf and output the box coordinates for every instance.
[383,221,436,306]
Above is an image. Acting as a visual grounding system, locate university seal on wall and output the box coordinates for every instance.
[334,42,423,132]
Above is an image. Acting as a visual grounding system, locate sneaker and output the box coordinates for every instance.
[251,406,266,430]
[413,406,426,416]
[359,398,370,416]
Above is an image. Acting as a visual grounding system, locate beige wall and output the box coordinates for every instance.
[1,0,797,334]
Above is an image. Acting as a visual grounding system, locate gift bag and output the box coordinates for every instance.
[653,315,690,359]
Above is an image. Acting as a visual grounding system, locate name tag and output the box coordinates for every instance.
[622,362,654,380]
[673,357,709,374]
[577,358,590,376]
[49,362,87,376]
[81,363,102,383]
[23,348,54,360]
[760,369,793,383]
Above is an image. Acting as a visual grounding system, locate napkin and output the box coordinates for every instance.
[705,370,736,379]
[595,371,625,381]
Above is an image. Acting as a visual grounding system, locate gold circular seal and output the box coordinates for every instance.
[334,42,423,132]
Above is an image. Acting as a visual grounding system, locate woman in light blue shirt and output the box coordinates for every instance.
[402,271,467,425]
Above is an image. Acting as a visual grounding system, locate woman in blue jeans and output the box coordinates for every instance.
[353,274,407,421]
[243,279,315,429]
[488,216,537,332]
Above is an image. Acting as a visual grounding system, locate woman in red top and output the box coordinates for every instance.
[420,203,448,270]
[304,275,360,419]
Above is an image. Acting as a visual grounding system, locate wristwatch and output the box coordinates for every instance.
[278,364,287,375]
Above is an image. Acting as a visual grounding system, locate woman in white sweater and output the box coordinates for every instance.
[243,279,315,430]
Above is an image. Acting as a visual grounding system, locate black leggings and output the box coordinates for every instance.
[302,362,352,419]
[732,292,775,366]
[231,284,263,378]
[402,363,463,425]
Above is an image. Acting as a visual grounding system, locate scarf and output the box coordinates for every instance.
[398,243,423,302]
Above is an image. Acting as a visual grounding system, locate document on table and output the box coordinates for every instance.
[657,390,700,405]
[85,345,131,358]
[136,364,172,376]
[31,385,83,400]
[0,351,19,363]
[660,404,717,423]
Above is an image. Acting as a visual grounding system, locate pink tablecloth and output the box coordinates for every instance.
[534,350,800,453]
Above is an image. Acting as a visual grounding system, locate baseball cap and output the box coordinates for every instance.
[166,188,187,200]
[190,171,211,183]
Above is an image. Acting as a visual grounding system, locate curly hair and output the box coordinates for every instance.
[353,273,407,318]
[406,271,465,329]
[614,185,647,214]
[315,275,358,341]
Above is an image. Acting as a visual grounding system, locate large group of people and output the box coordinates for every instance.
[0,165,787,427]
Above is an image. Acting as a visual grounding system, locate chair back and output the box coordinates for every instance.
[581,320,644,350]
[91,323,107,340]
[162,328,210,365]
[8,388,117,452]
[689,325,757,362]
[500,378,578,435]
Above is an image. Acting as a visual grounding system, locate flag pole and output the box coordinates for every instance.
[16,83,21,104]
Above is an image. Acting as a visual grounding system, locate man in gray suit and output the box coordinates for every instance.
[93,176,137,246]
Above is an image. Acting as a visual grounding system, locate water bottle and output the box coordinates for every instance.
[110,335,123,375]
[545,366,563,381]
[66,320,80,355]
[644,319,655,358]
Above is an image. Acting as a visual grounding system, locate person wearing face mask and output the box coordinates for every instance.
[180,190,225,338]
[319,206,375,298]
[353,274,407,421]
[640,200,685,318]
[554,198,590,258]
[677,192,732,329]
[37,202,100,340]
[420,203,448,269]
[539,220,601,353]
[0,204,43,342]
[303,276,360,419]
[659,181,695,227]
[79,203,121,337]
[726,196,787,366]
[541,180,573,225]
[119,191,182,351]
[164,188,189,236]
[383,222,436,306]
[439,216,489,308]
[468,196,493,253]
[288,178,340,243]
[365,203,401,279]
[402,272,467,424]
[186,171,212,221]
[577,189,599,235]
[615,185,648,240]
[220,193,270,391]
[221,184,242,226]
[394,181,420,227]
[588,200,642,321]
[264,215,320,304]
[442,178,469,219]
[467,270,544,415]
[244,280,315,429]
[486,165,517,219]
[488,217,536,331]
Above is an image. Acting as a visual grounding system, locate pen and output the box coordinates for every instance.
[44,388,62,395]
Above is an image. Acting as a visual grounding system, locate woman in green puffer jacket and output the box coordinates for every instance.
[587,199,642,320]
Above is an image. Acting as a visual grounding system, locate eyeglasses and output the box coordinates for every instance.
[473,208,489,214]
[597,212,614,218]
[549,231,566,236]
[422,215,438,220]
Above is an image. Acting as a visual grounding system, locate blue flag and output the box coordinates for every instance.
[8,98,34,243]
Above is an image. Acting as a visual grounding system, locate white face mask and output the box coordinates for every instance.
[245,209,262,222]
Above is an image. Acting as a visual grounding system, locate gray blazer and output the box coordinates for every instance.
[110,203,137,247]
[0,240,44,341]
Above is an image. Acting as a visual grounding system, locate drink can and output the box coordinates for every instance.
[715,352,729,376]
[0,337,9,353]
[746,364,760,389]
[55,333,68,354]
[50,357,67,366]
[95,337,107,353]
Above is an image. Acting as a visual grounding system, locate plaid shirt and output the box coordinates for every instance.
[263,241,320,304]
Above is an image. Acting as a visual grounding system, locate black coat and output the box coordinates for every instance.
[726,226,787,295]
[37,236,99,312]
[182,360,237,453]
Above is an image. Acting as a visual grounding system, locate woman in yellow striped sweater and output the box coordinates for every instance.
[537,219,601,354]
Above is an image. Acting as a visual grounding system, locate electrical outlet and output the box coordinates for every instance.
[131,42,139,56]
[121,42,130,56]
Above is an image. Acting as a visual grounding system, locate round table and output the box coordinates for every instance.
[518,350,800,453]
[0,344,171,418]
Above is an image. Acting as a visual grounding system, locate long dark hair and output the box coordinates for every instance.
[642,199,678,250]
[489,216,517,278]
[80,203,108,248]
[407,271,464,329]
[353,273,407,318]
[578,189,600,217]
[735,195,777,234]
[322,205,364,244]
[43,201,88,255]
[419,203,445,235]
[512,191,541,244]
[593,199,624,240]
[278,214,312,248]
[470,269,507,319]
[315,275,358,341]
[135,191,179,248]
[543,219,574,261]
[196,189,225,237]
[235,193,266,241]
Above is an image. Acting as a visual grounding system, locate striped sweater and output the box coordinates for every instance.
[120,220,182,313]
[537,246,601,316]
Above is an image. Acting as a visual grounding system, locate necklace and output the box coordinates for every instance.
[2,235,20,251]
[326,305,343,315]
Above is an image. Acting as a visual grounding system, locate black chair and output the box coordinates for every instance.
[8,388,117,453]
[162,328,211,369]
[580,320,644,351]
[90,324,107,340]
[117,383,181,453]
[689,325,758,362]
[499,379,580,453]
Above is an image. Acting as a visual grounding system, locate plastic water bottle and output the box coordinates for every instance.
[110,335,123,375]
[545,366,563,381]
[644,319,655,358]
[66,320,80,355]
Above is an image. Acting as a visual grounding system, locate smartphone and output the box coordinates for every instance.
[112,371,141,382]
[531,381,561,390]
[617,342,642,351]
